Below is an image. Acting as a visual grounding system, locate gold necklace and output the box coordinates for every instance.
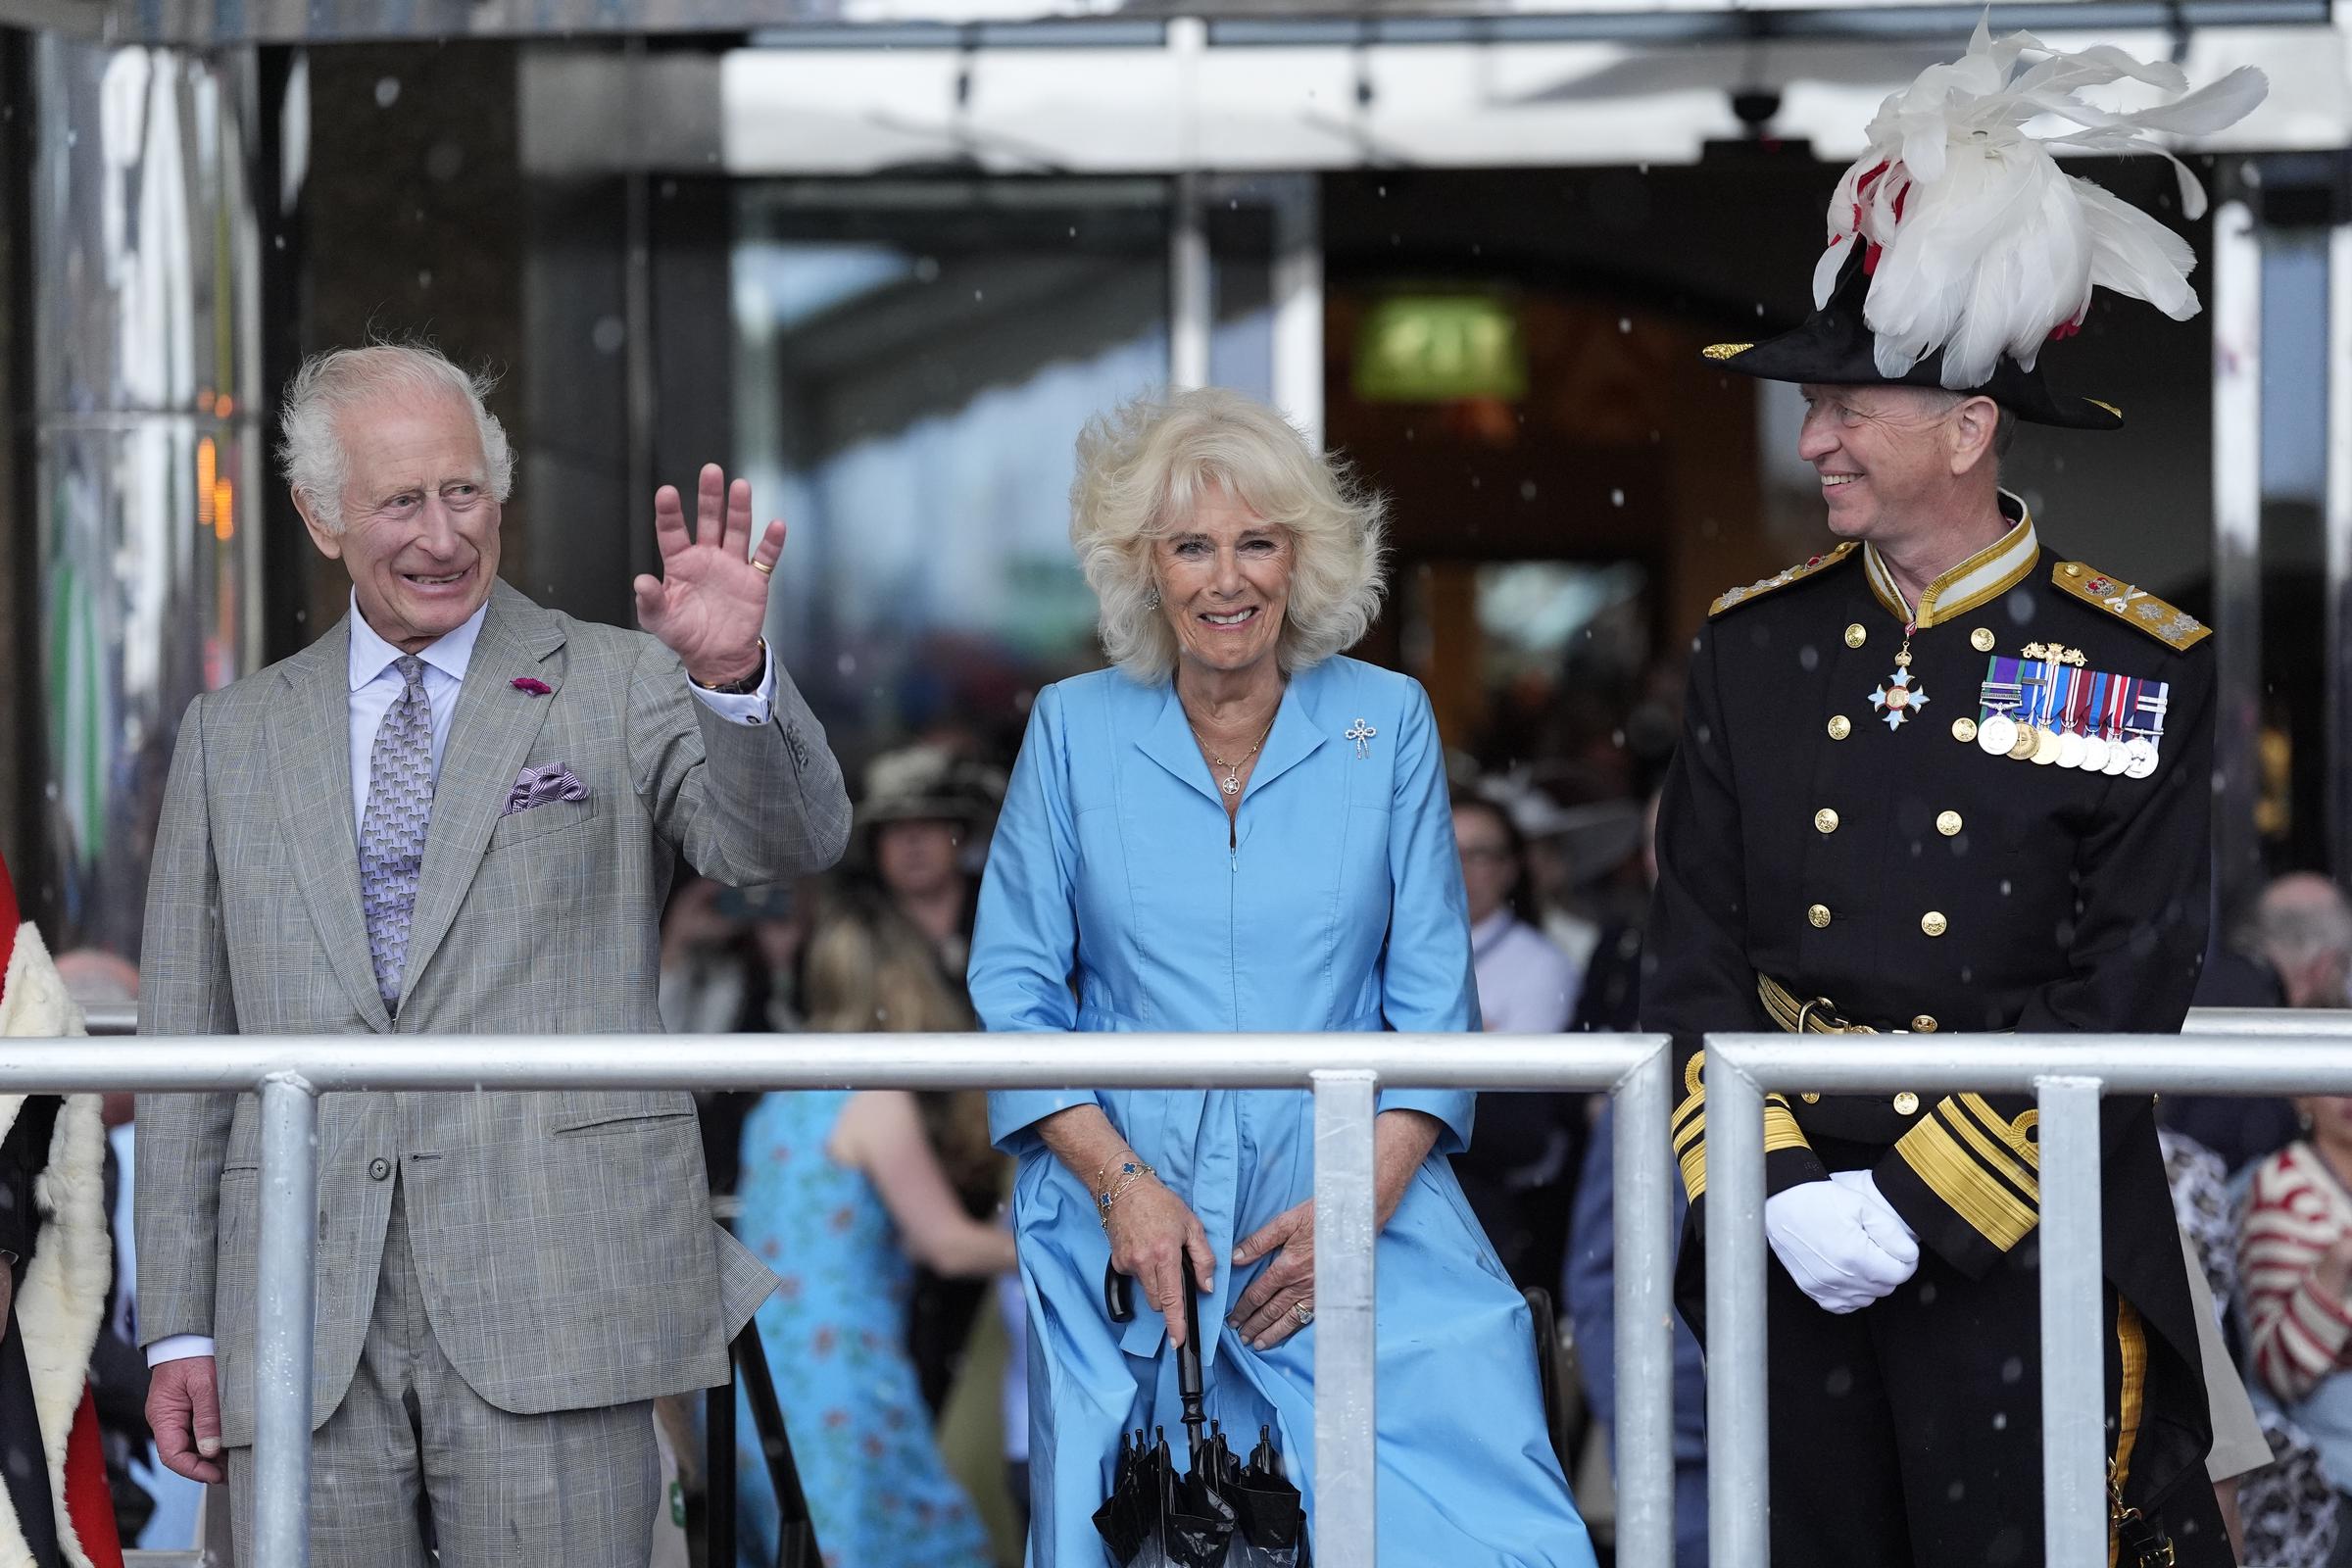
[1188,715,1277,797]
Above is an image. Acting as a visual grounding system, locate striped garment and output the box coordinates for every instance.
[2240,1140,2352,1402]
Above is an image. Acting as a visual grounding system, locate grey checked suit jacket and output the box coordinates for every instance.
[134,581,850,1446]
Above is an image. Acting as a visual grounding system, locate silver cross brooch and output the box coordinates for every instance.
[1345,718,1377,760]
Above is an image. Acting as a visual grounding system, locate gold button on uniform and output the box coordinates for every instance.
[1971,627,1996,653]
[1951,717,1978,744]
[1801,1093,1821,1104]
[1844,623,1868,649]
[1827,715,1851,741]
[1936,810,1963,837]
[1910,1015,1938,1034]
[1921,911,1948,937]
[1893,1092,1921,1116]
[2064,564,2082,577]
[1808,904,1833,929]
[1815,808,1839,834]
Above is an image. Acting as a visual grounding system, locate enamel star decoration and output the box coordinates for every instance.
[1869,664,1929,731]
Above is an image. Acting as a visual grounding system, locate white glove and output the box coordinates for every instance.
[1763,1175,1922,1313]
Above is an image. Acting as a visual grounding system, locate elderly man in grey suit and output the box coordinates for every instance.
[133,342,851,1563]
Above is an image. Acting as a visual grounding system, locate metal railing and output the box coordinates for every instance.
[1701,1006,2352,1568]
[9,1024,1678,1568]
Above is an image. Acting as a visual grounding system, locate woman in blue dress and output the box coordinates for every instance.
[969,387,1596,1567]
[735,895,1016,1567]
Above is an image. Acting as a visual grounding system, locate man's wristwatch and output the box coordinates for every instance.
[690,637,767,696]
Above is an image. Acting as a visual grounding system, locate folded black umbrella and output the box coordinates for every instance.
[1100,1259,1238,1568]
[1223,1425,1308,1568]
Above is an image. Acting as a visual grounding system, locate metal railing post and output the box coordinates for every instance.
[252,1071,320,1566]
[1610,1041,1675,1568]
[2035,1076,2107,1566]
[1704,1050,1770,1568]
[1310,1067,1379,1567]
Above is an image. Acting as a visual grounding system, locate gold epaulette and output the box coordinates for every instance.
[2051,562,2211,651]
[1708,541,1860,618]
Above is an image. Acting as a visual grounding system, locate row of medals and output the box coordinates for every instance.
[1968,709,2159,777]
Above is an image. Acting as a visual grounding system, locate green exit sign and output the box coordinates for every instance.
[1352,296,1528,404]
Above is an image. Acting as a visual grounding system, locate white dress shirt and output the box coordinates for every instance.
[1470,909,1582,1034]
[148,594,777,1370]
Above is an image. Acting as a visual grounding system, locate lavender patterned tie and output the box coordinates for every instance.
[361,655,434,1007]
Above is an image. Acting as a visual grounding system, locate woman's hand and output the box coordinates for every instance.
[1229,1201,1315,1350]
[1107,1177,1218,1349]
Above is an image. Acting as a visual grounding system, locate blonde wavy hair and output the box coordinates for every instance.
[1070,387,1389,682]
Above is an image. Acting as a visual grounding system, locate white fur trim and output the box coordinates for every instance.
[0,920,106,1568]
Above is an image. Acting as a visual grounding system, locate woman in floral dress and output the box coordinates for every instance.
[734,894,1017,1567]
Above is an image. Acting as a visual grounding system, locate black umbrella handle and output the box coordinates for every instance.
[1100,1259,1212,1447]
[1177,1254,1209,1446]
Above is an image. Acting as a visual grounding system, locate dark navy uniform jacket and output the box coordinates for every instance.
[1645,495,2219,1523]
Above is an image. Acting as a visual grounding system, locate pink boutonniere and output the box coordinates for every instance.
[511,677,552,697]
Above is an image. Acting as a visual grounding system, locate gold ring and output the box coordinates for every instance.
[751,558,774,576]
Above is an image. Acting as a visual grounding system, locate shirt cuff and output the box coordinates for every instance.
[685,645,776,727]
[146,1333,217,1367]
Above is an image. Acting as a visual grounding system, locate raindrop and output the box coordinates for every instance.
[1519,480,1537,502]
[426,141,465,182]
[416,270,432,290]
[1824,1365,1853,1396]
[1756,302,1767,317]
[1999,1355,2025,1384]
[1946,1481,1965,1501]
[1798,646,1819,672]
[913,256,941,283]
[973,288,985,302]
[1609,489,1625,508]
[374,76,402,109]
[1611,729,1626,749]
[837,653,857,676]
[591,316,625,355]
[1990,1411,2008,1431]
[1376,184,1387,198]
[273,235,287,251]
[1998,879,2013,897]
[1617,318,1632,334]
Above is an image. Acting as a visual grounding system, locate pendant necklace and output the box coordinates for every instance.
[1190,714,1278,796]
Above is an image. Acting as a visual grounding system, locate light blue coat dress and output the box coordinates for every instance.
[971,656,1596,1568]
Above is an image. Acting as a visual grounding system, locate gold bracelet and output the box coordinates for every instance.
[1096,1160,1157,1227]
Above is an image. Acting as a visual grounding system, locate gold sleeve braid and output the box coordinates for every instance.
[1672,1049,1814,1202]
[1889,1094,2042,1250]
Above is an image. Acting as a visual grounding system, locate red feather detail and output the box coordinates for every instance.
[1864,241,1885,275]
[65,1389,125,1567]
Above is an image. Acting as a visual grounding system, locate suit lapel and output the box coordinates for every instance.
[267,619,393,1032]
[396,583,566,1019]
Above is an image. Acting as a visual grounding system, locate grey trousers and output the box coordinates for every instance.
[226,1180,660,1567]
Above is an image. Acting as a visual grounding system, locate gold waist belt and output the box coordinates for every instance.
[1756,973,1878,1035]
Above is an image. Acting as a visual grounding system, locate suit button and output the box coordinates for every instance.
[1893,1092,1921,1115]
[1911,1015,1938,1033]
[1801,1093,1822,1104]
[1844,623,1868,649]
[1827,715,1851,741]
[1936,811,1964,837]
[1814,808,1839,834]
[1807,904,1833,929]
[1971,627,1996,653]
[1921,911,1948,937]
[1951,718,1978,744]
[368,1157,391,1181]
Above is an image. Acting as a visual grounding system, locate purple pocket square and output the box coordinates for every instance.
[503,763,590,816]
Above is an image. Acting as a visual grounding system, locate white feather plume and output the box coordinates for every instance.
[1815,19,2267,390]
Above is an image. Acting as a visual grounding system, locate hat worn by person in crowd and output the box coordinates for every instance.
[858,744,1006,830]
[1705,21,2268,429]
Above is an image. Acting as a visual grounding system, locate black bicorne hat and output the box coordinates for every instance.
[1703,241,2123,432]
